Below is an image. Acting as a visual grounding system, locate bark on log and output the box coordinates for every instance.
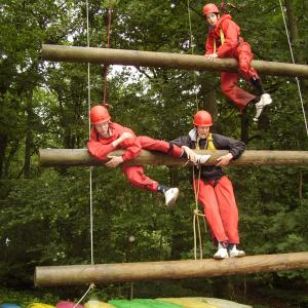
[35,252,308,287]
[41,44,308,78]
[39,149,308,167]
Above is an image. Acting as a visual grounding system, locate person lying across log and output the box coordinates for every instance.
[87,104,210,207]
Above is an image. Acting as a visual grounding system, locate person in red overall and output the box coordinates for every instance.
[87,105,209,206]
[172,110,246,259]
[203,3,272,122]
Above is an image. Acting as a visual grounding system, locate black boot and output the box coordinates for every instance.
[250,77,265,96]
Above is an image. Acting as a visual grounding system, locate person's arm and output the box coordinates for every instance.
[87,129,115,160]
[214,134,245,166]
[120,136,142,161]
[217,20,240,58]
[170,135,190,147]
[205,33,215,55]
[105,125,142,169]
[171,135,199,162]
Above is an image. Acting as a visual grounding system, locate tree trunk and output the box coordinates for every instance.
[24,94,34,178]
[0,134,8,179]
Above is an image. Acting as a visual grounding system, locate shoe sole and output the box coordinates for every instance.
[229,253,246,258]
[213,255,229,260]
[165,189,179,207]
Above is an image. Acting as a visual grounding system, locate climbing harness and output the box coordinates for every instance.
[213,30,225,54]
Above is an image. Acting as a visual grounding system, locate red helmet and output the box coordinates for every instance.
[89,105,111,125]
[193,110,213,126]
[202,3,219,16]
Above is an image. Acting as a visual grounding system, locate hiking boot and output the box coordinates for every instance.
[253,93,272,122]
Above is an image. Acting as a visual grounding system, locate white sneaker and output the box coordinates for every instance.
[213,243,229,260]
[228,245,246,258]
[194,154,211,165]
[253,93,272,122]
[164,187,179,207]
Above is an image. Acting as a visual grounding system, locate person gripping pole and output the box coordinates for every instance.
[203,3,272,122]
[87,105,211,207]
[172,110,246,259]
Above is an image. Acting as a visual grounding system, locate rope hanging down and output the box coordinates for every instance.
[187,0,206,260]
[102,7,113,102]
[278,0,308,137]
[186,0,199,110]
[73,1,95,306]
[86,0,95,268]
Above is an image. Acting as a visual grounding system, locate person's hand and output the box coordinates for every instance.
[105,156,124,168]
[112,132,134,148]
[216,153,233,167]
[119,132,134,142]
[205,53,218,60]
[182,146,198,163]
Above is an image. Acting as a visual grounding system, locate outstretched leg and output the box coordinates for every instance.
[237,42,272,122]
[137,136,184,158]
[122,165,179,207]
[220,71,256,112]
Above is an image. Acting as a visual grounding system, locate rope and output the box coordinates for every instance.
[73,1,96,305]
[186,0,199,110]
[187,0,207,259]
[73,283,95,308]
[102,7,113,102]
[86,0,94,267]
[192,167,208,260]
[278,0,308,137]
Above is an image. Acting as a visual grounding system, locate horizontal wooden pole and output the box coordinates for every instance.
[35,252,308,287]
[39,149,308,167]
[41,44,308,78]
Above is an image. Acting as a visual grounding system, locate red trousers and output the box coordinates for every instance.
[194,176,240,244]
[221,42,259,111]
[122,136,183,192]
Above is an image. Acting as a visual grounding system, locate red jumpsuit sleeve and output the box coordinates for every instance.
[87,129,114,160]
[205,32,215,55]
[121,136,142,161]
[116,126,141,161]
[217,20,240,58]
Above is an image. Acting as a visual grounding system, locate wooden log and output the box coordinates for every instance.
[39,149,308,167]
[35,252,308,287]
[41,44,308,78]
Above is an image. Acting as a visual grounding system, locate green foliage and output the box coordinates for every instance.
[0,0,307,306]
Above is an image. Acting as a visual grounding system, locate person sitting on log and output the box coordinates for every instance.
[203,3,272,122]
[87,104,210,207]
[172,110,246,259]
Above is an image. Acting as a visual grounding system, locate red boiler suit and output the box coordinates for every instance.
[172,130,246,245]
[205,14,259,111]
[87,122,183,192]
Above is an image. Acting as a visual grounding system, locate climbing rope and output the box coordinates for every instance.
[102,7,113,102]
[186,0,206,259]
[192,167,207,260]
[86,0,94,264]
[73,283,95,308]
[86,0,95,267]
[73,1,95,305]
[186,0,199,110]
[278,0,308,137]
